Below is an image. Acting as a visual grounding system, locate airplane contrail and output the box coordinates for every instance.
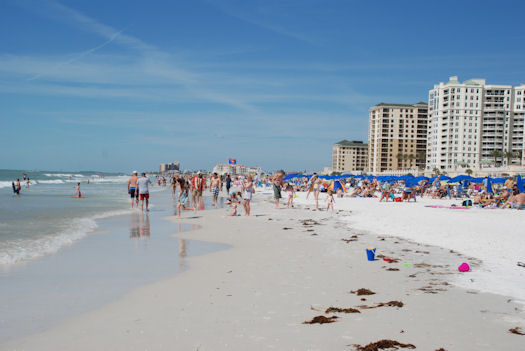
[27,28,125,81]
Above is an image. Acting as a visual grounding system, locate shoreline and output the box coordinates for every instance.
[2,191,524,350]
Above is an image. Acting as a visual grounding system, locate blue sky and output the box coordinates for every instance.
[1,0,525,172]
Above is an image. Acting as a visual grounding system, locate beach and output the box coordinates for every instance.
[2,189,524,350]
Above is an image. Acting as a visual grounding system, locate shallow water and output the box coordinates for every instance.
[0,180,230,343]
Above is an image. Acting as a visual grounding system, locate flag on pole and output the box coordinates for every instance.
[228,158,237,165]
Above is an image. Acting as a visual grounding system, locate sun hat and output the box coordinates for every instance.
[133,171,138,174]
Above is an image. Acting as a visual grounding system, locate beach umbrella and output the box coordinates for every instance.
[328,180,347,193]
[448,175,472,183]
[486,178,493,193]
[517,175,525,193]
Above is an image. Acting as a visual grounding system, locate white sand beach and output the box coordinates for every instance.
[1,190,524,350]
[293,191,525,303]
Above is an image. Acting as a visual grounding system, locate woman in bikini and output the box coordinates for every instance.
[310,173,322,210]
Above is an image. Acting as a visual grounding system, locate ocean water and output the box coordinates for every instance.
[0,169,137,267]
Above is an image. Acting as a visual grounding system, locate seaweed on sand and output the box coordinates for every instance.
[352,339,416,350]
[303,315,338,324]
[350,288,376,296]
[509,327,525,335]
[325,307,360,314]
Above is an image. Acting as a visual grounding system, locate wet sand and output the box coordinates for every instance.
[1,191,524,350]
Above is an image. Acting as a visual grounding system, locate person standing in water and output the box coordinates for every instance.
[13,178,21,196]
[76,182,82,197]
[128,171,139,208]
[137,173,152,212]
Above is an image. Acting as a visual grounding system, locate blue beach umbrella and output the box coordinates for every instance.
[517,175,525,193]
[486,178,493,193]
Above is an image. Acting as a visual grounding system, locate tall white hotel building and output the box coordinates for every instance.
[426,76,525,172]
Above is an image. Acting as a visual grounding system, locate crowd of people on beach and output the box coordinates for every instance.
[128,171,257,217]
[278,173,525,210]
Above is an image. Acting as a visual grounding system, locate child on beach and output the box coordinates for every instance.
[176,178,195,218]
[286,183,295,208]
[228,204,238,216]
[326,189,335,213]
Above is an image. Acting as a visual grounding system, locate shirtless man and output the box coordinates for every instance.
[500,191,525,209]
[209,173,221,207]
[273,170,285,209]
[128,171,139,208]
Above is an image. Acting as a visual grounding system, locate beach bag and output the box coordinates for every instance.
[462,200,472,207]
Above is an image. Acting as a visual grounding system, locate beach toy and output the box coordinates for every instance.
[458,262,470,272]
[403,263,411,267]
[383,257,393,262]
[366,248,376,261]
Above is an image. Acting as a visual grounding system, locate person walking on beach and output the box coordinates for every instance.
[128,171,139,208]
[137,173,152,212]
[286,182,295,208]
[210,172,221,207]
[225,173,231,194]
[310,173,322,210]
[272,170,285,209]
[176,177,195,218]
[326,189,335,213]
[242,175,254,215]
[191,172,204,208]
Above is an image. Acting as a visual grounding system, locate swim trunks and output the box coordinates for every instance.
[273,184,281,199]
[129,187,137,198]
[212,186,219,197]
[140,193,149,200]
[192,189,202,197]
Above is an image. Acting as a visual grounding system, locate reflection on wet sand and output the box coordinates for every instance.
[179,239,187,257]
[129,212,151,240]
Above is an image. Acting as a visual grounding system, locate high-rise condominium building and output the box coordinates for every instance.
[331,140,368,173]
[427,76,525,172]
[368,102,428,174]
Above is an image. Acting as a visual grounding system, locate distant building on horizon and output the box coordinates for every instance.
[368,102,428,174]
[427,76,525,174]
[159,161,180,173]
[331,140,368,173]
[212,163,261,177]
